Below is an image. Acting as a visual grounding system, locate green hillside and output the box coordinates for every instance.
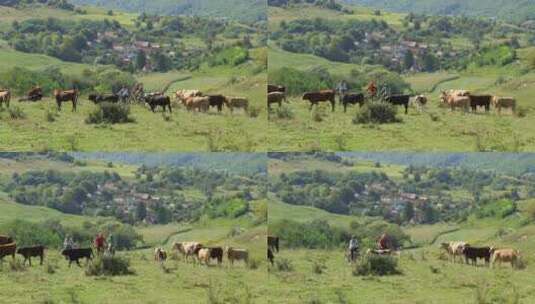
[70,0,267,21]
[342,0,535,22]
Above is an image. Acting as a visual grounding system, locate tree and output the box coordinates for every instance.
[135,49,147,71]
[402,202,414,223]
[403,51,414,70]
[135,202,147,222]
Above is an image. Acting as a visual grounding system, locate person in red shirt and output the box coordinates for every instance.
[377,233,390,250]
[367,81,377,99]
[94,233,106,255]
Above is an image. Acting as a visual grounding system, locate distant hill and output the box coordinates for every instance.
[69,0,267,21]
[341,0,535,22]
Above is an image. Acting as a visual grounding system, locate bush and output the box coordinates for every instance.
[269,67,333,96]
[8,106,26,120]
[247,258,259,270]
[247,106,260,118]
[45,109,58,122]
[353,255,401,276]
[353,102,400,124]
[275,258,294,272]
[86,103,133,124]
[273,106,294,120]
[85,255,133,276]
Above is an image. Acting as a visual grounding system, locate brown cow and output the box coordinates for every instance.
[19,87,43,102]
[0,242,17,262]
[53,89,78,112]
[492,96,516,114]
[17,246,45,266]
[468,95,492,112]
[226,247,249,265]
[185,96,210,112]
[225,97,249,113]
[440,91,469,112]
[491,248,520,268]
[0,90,10,108]
[303,90,336,112]
[268,236,279,253]
[268,92,286,109]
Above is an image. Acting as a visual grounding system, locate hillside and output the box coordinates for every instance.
[342,0,535,22]
[70,0,267,22]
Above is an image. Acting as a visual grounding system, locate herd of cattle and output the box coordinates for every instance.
[0,86,250,114]
[267,84,517,115]
[154,241,250,266]
[440,241,522,268]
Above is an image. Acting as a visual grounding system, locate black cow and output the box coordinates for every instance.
[468,95,492,112]
[342,93,365,113]
[0,235,13,245]
[207,95,226,112]
[462,246,492,266]
[268,236,279,253]
[385,95,410,114]
[88,94,119,104]
[17,246,45,266]
[268,248,274,266]
[61,248,93,267]
[144,95,172,113]
[208,247,223,264]
[268,84,286,94]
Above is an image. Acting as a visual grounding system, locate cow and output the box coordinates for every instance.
[207,95,226,112]
[440,241,468,263]
[154,247,167,262]
[16,246,45,266]
[53,89,78,112]
[440,92,469,112]
[385,95,410,114]
[19,87,44,102]
[0,242,16,262]
[303,90,336,112]
[226,247,249,265]
[468,95,492,112]
[61,248,93,267]
[268,92,286,109]
[0,90,10,108]
[268,84,286,94]
[144,94,172,113]
[268,236,279,253]
[88,93,119,104]
[173,242,202,262]
[462,246,491,266]
[185,96,210,112]
[341,93,365,113]
[207,247,223,265]
[0,235,13,245]
[492,96,516,114]
[491,248,520,268]
[196,248,213,265]
[225,97,249,113]
[267,248,274,266]
[411,95,427,111]
[175,90,202,103]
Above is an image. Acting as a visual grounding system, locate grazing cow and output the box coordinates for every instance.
[226,247,249,265]
[61,248,93,267]
[207,247,223,265]
[17,246,45,266]
[440,241,468,263]
[492,96,516,114]
[144,94,172,113]
[267,248,274,266]
[440,92,469,112]
[154,247,167,262]
[341,93,365,113]
[185,96,210,112]
[175,90,202,103]
[411,95,427,111]
[53,89,78,112]
[268,236,279,253]
[173,242,202,262]
[225,97,249,113]
[0,242,16,262]
[197,248,211,265]
[19,87,44,102]
[468,95,492,112]
[268,92,286,109]
[462,246,491,266]
[0,235,13,245]
[385,95,410,114]
[303,90,336,112]
[268,84,286,94]
[491,248,520,268]
[88,93,119,104]
[207,95,226,112]
[0,90,10,108]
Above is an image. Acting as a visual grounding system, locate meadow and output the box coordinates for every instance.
[267,5,535,152]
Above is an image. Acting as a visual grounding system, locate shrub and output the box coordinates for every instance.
[45,109,58,122]
[275,258,294,272]
[247,106,260,118]
[353,255,401,276]
[8,106,26,120]
[312,260,326,274]
[273,106,294,120]
[353,102,400,124]
[247,258,259,270]
[86,102,133,124]
[85,255,133,276]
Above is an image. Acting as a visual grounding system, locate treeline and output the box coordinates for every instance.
[270,218,410,250]
[0,0,75,10]
[269,165,532,224]
[0,218,142,250]
[269,0,348,13]
[1,165,266,225]
[268,66,410,96]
